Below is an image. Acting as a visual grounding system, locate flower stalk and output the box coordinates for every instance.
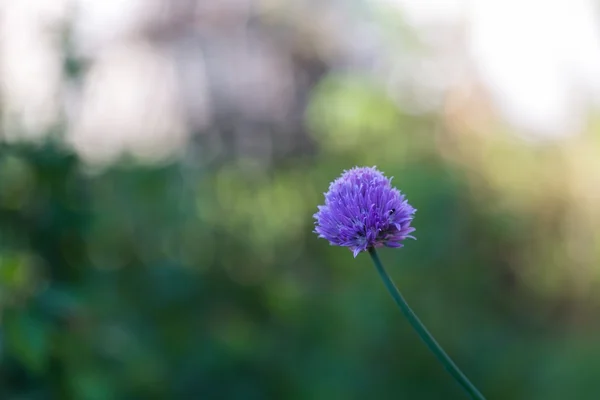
[368,248,486,400]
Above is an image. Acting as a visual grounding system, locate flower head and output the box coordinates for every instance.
[313,166,416,257]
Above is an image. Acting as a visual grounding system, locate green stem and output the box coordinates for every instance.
[368,248,486,400]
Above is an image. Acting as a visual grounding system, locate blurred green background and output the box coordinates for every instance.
[2,1,600,399]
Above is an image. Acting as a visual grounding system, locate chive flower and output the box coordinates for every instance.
[313,166,486,399]
[313,166,416,257]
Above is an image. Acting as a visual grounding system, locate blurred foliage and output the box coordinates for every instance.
[2,112,600,400]
[2,16,600,397]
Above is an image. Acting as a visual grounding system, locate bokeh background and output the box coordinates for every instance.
[1,1,600,399]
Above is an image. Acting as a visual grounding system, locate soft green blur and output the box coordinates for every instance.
[2,93,600,399]
[3,3,600,400]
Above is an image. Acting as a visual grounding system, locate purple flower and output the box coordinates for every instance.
[313,166,416,257]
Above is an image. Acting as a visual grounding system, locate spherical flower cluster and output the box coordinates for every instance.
[314,166,416,257]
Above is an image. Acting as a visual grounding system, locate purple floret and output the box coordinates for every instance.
[313,166,416,257]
